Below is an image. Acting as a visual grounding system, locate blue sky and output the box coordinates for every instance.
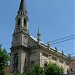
[0,0,74,56]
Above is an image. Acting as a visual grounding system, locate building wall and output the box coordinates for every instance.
[11,42,70,74]
[69,60,75,73]
[5,66,10,74]
[39,49,69,74]
[29,49,40,68]
[11,49,21,73]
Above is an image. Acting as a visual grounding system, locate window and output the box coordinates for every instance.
[44,62,48,70]
[13,53,18,70]
[66,62,69,66]
[71,68,72,72]
[59,59,63,63]
[31,61,35,67]
[52,57,57,61]
[24,36,27,45]
[44,63,47,67]
[24,19,26,27]
[18,18,20,26]
[24,58,27,69]
[42,53,48,57]
[24,38,27,44]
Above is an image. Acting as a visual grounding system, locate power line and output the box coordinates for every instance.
[50,34,75,43]
[50,37,75,45]
[46,34,75,45]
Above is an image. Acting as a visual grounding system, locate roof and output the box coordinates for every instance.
[30,35,69,59]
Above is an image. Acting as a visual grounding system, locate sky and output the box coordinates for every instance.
[0,0,74,56]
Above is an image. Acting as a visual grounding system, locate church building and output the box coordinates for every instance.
[10,0,71,74]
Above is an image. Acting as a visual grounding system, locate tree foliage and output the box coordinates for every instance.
[25,63,64,75]
[45,63,64,75]
[0,45,10,75]
[26,65,43,75]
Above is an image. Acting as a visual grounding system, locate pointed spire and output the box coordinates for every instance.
[37,27,41,45]
[18,0,27,14]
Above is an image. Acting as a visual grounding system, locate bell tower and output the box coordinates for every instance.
[12,0,29,47]
[15,0,28,34]
[11,0,29,74]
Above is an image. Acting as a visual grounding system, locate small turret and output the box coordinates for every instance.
[37,27,41,45]
[47,42,50,49]
[55,46,58,53]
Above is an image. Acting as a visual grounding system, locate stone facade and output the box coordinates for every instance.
[69,59,75,74]
[10,0,71,74]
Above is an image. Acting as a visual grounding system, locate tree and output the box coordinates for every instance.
[44,63,64,75]
[0,45,10,75]
[18,63,64,75]
[26,65,44,75]
[24,64,64,75]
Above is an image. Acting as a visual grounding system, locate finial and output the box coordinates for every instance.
[37,27,41,45]
[37,27,40,35]
[62,50,64,56]
[47,42,50,49]
[55,46,57,50]
[55,46,58,53]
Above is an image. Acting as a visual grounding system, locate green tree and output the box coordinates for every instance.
[18,63,64,75]
[44,63,64,75]
[26,64,44,75]
[0,45,10,75]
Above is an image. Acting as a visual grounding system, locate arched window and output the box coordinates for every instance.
[24,19,26,27]
[71,68,72,72]
[44,63,47,68]
[18,18,20,26]
[13,53,18,70]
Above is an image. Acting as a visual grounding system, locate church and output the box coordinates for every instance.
[10,0,71,74]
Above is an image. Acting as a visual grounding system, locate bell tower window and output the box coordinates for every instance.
[24,19,26,27]
[18,18,20,26]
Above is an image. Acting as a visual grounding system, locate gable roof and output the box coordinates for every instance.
[29,35,69,59]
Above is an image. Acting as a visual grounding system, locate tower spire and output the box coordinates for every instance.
[18,0,27,14]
